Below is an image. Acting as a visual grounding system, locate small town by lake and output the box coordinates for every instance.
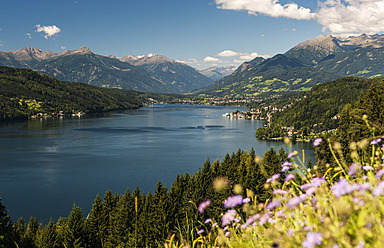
[0,104,315,223]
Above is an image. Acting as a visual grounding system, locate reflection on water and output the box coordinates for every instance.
[0,104,316,223]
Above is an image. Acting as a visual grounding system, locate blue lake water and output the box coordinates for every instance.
[0,104,315,222]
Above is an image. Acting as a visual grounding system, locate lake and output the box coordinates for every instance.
[0,104,315,222]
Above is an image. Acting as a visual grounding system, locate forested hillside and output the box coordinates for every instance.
[255,77,381,139]
[0,67,173,121]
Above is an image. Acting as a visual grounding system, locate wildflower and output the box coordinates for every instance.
[282,161,292,167]
[198,200,211,213]
[311,177,326,187]
[287,228,294,237]
[222,209,237,226]
[266,173,280,183]
[349,163,359,176]
[224,195,243,208]
[302,232,323,248]
[305,187,316,196]
[288,152,296,158]
[282,166,291,172]
[273,189,288,195]
[286,195,305,209]
[285,174,295,182]
[375,169,384,179]
[352,197,365,206]
[313,138,322,146]
[373,181,384,197]
[332,179,355,198]
[225,231,230,237]
[362,165,374,171]
[370,138,382,145]
[243,198,251,204]
[197,229,204,235]
[266,200,281,210]
[241,215,258,229]
[259,212,271,226]
[311,197,318,206]
[212,222,218,228]
[204,218,212,224]
[276,209,286,218]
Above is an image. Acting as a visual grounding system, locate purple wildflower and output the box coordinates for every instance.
[225,231,230,237]
[266,200,281,210]
[287,228,294,237]
[311,177,326,187]
[370,138,382,145]
[352,197,365,206]
[221,209,237,226]
[241,215,258,229]
[212,222,217,228]
[286,195,306,209]
[349,163,359,176]
[313,138,322,147]
[282,161,292,167]
[224,195,243,208]
[197,229,204,235]
[273,189,288,195]
[302,232,323,248]
[305,187,316,196]
[288,152,296,158]
[198,200,211,213]
[376,169,384,179]
[311,197,318,206]
[301,183,313,190]
[243,198,251,204]
[204,218,212,224]
[373,181,384,197]
[332,179,357,198]
[259,212,271,226]
[363,165,374,171]
[285,174,295,182]
[266,173,280,183]
[282,166,291,172]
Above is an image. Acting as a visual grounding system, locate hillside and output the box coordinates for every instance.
[0,66,170,120]
[255,76,382,139]
[198,34,384,97]
[0,47,213,94]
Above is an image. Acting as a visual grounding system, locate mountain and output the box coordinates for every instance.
[197,34,384,97]
[114,53,213,92]
[0,47,213,94]
[199,66,237,81]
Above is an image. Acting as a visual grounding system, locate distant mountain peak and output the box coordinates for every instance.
[10,46,54,60]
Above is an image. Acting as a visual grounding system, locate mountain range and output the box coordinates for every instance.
[198,34,384,97]
[0,46,213,94]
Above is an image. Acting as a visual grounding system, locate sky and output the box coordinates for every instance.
[1,0,384,70]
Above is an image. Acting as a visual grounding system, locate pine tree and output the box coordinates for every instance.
[86,194,107,248]
[0,194,12,248]
[63,205,86,248]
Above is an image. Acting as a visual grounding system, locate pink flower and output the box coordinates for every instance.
[198,200,211,213]
[224,195,243,208]
[266,173,280,183]
[285,174,295,182]
[313,138,322,146]
[302,232,323,248]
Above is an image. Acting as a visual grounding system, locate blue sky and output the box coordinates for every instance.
[1,0,383,69]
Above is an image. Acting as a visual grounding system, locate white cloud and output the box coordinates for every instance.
[203,56,222,63]
[61,46,66,50]
[215,0,384,36]
[215,0,315,20]
[217,50,240,57]
[316,0,384,36]
[25,33,32,39]
[35,24,61,39]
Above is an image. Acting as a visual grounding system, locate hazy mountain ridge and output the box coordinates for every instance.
[199,66,237,80]
[198,33,384,97]
[0,47,213,93]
